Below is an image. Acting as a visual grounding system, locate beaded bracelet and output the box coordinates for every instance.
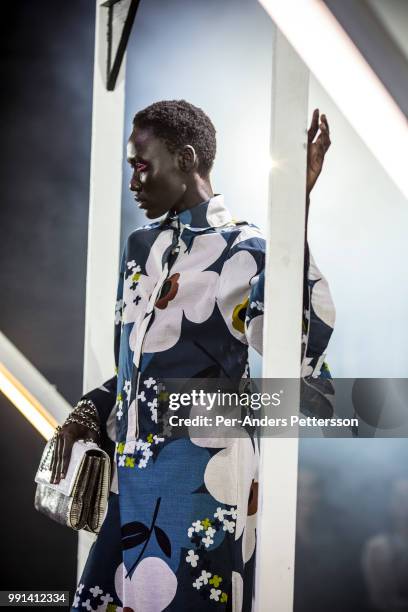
[64,399,101,435]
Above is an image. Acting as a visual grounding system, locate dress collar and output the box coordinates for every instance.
[162,194,233,230]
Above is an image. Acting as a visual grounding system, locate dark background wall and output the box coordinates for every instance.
[0,0,95,596]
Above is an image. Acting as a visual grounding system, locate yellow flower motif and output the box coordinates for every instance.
[117,442,125,455]
[201,518,212,530]
[147,433,153,443]
[232,296,249,333]
[125,457,135,468]
[220,592,228,603]
[132,272,141,282]
[209,574,222,588]
[158,390,169,402]
[106,604,117,612]
[117,392,122,402]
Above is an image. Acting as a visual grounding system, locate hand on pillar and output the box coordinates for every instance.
[306,109,331,198]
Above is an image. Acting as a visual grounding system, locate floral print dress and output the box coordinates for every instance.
[71,195,335,612]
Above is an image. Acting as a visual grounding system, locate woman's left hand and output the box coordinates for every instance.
[306,109,331,197]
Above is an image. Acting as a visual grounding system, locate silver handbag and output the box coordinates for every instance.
[34,432,111,533]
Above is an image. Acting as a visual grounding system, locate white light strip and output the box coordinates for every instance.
[258,0,408,199]
[0,364,56,440]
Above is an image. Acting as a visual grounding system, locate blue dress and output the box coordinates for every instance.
[71,195,335,612]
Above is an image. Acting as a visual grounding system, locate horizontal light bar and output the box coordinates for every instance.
[0,363,57,440]
[259,0,408,199]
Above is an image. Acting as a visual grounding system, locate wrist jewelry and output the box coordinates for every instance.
[64,399,101,435]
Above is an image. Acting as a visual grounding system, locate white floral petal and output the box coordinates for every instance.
[145,231,174,278]
[243,512,257,564]
[310,278,336,328]
[245,314,263,355]
[114,557,177,612]
[204,446,238,507]
[181,270,219,323]
[142,306,183,353]
[232,571,244,612]
[173,233,226,274]
[203,436,256,540]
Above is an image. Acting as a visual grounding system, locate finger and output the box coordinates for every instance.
[320,132,331,152]
[55,433,65,484]
[321,114,330,133]
[61,436,74,480]
[50,434,60,484]
[307,108,319,142]
[317,124,331,152]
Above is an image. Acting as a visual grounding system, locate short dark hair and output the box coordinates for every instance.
[133,99,217,176]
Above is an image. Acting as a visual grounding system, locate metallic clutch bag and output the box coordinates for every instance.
[34,434,111,533]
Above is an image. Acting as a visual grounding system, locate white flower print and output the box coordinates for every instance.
[192,578,202,590]
[118,455,126,467]
[245,308,263,354]
[122,230,173,343]
[99,593,113,606]
[230,507,238,520]
[143,448,153,461]
[214,507,226,521]
[114,558,176,611]
[135,439,144,451]
[205,526,216,538]
[243,512,257,564]
[81,599,92,611]
[200,570,211,585]
[141,233,227,354]
[210,588,221,601]
[202,535,214,548]
[115,299,123,325]
[72,595,80,607]
[301,356,314,377]
[150,407,158,423]
[250,300,264,312]
[144,376,156,388]
[191,433,258,542]
[148,398,158,423]
[116,401,123,420]
[186,549,199,567]
[123,230,173,334]
[192,520,203,533]
[232,572,243,611]
[222,519,235,534]
[309,252,336,328]
[89,585,103,598]
[138,457,148,469]
[137,390,146,402]
[123,379,131,401]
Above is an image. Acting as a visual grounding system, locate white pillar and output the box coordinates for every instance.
[255,28,309,611]
[77,0,126,580]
